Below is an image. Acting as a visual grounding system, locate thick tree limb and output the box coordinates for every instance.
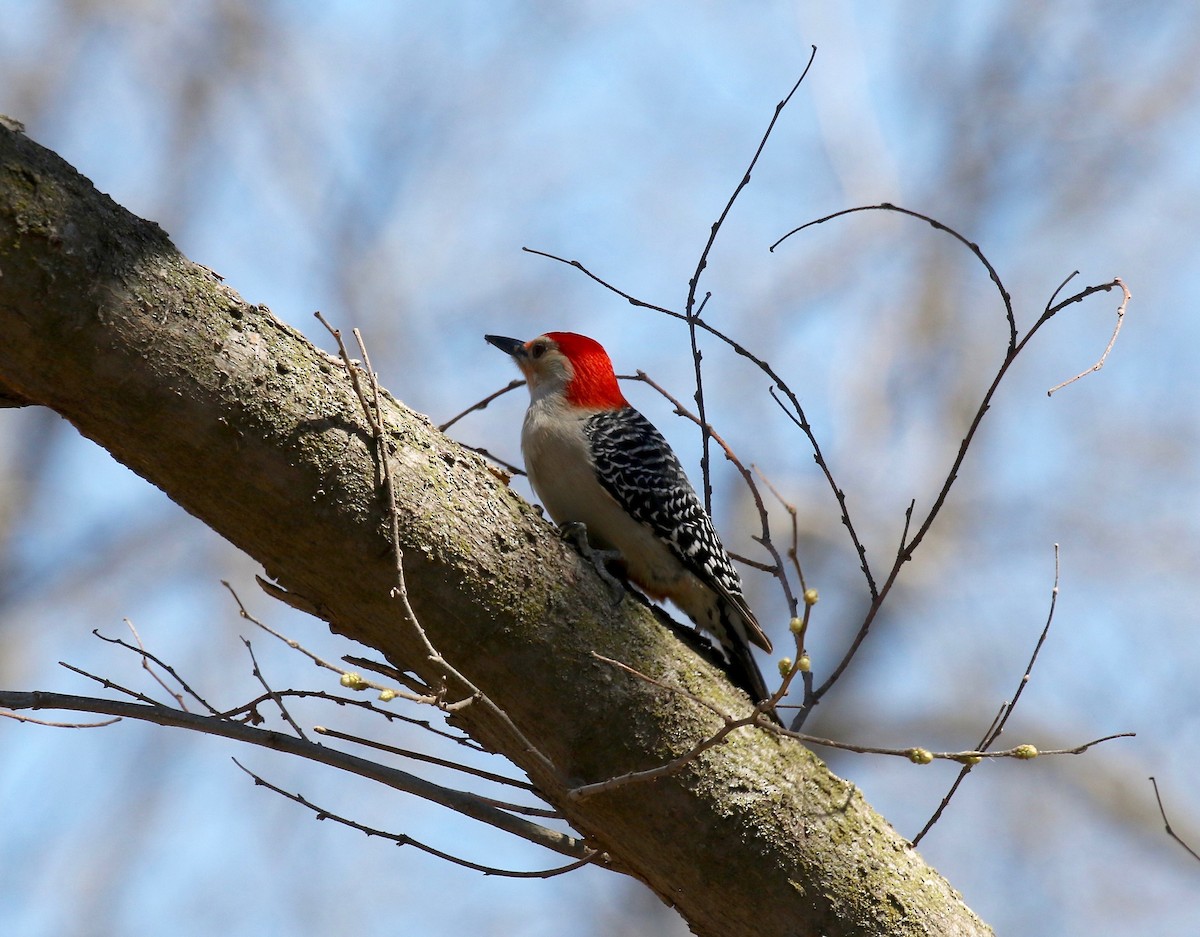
[0,122,991,937]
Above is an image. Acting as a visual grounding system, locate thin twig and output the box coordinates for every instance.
[223,581,435,702]
[439,379,525,432]
[0,710,121,728]
[683,48,819,509]
[1149,777,1200,863]
[797,278,1126,725]
[911,544,1062,846]
[575,651,1130,800]
[315,313,564,787]
[568,656,757,801]
[241,637,308,741]
[1047,278,1129,395]
[754,464,807,611]
[57,661,163,707]
[121,619,188,711]
[0,689,592,862]
[94,625,219,714]
[234,759,600,878]
[458,444,525,478]
[312,726,543,797]
[621,370,796,614]
[770,202,1016,350]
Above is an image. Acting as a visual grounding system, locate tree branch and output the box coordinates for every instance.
[0,119,992,937]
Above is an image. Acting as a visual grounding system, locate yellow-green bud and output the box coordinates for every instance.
[777,657,793,676]
[797,655,811,672]
[1013,744,1039,760]
[340,672,368,690]
[789,617,804,634]
[907,748,934,765]
[803,588,819,606]
[954,754,983,766]
[378,688,396,702]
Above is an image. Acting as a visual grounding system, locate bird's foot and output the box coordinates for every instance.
[558,522,626,605]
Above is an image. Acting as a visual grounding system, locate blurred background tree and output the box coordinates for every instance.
[0,2,1196,935]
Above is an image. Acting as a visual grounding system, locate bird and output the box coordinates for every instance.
[485,330,775,713]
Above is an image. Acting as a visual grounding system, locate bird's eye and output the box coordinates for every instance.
[530,340,547,359]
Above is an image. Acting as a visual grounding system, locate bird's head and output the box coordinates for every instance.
[485,331,628,410]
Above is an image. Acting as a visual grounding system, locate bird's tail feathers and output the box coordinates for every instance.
[717,603,780,724]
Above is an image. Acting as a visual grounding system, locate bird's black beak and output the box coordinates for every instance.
[485,334,527,358]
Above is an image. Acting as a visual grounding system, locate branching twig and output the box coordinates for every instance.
[1047,278,1129,395]
[120,619,188,711]
[910,544,1062,846]
[314,312,564,787]
[568,655,764,801]
[234,759,600,878]
[621,370,797,615]
[223,580,435,703]
[793,275,1127,727]
[57,661,163,707]
[241,637,308,741]
[94,624,219,714]
[574,650,1130,801]
[1149,777,1200,864]
[683,47,818,509]
[770,201,1016,350]
[0,689,594,863]
[458,444,526,478]
[754,465,807,614]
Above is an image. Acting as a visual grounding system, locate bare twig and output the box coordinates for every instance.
[217,688,413,723]
[911,544,1062,846]
[94,624,219,714]
[770,201,1016,350]
[683,48,819,509]
[458,444,525,478]
[0,689,593,862]
[234,759,600,878]
[576,650,1130,800]
[312,726,543,797]
[795,276,1127,726]
[57,661,163,707]
[223,581,435,702]
[621,370,796,615]
[439,379,525,432]
[1149,777,1200,863]
[754,464,807,612]
[315,313,563,786]
[1047,278,1129,395]
[568,656,763,801]
[241,637,308,741]
[121,619,188,711]
[0,710,120,728]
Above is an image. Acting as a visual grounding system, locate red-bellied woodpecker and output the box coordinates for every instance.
[486,330,775,711]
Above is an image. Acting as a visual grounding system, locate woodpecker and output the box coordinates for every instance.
[485,330,775,711]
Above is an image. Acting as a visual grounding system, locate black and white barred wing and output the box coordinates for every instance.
[584,406,771,652]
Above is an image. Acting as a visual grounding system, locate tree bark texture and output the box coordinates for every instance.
[0,120,991,937]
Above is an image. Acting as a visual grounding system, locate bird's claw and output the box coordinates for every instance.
[558,522,626,605]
